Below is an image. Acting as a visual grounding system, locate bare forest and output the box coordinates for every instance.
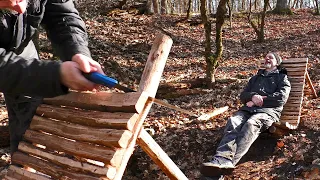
[1,0,320,179]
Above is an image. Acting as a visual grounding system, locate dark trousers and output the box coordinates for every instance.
[4,95,42,154]
[4,41,42,154]
[215,110,276,165]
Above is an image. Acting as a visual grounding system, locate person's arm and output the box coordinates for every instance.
[262,74,291,107]
[42,0,91,61]
[0,48,68,97]
[41,0,104,89]
[240,76,259,104]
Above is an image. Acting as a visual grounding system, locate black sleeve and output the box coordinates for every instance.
[239,76,259,104]
[0,48,68,97]
[263,74,291,107]
[42,0,91,61]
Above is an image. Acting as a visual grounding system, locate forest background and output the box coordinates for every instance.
[1,0,320,179]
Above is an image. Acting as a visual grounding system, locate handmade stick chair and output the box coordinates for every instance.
[4,34,188,180]
[261,58,317,135]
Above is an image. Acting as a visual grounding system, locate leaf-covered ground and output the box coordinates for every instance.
[1,7,320,180]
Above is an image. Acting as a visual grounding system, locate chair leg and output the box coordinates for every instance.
[305,72,318,98]
[137,128,188,180]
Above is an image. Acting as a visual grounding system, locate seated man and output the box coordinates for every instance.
[200,52,291,178]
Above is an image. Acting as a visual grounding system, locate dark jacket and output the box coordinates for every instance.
[239,69,291,121]
[0,0,90,97]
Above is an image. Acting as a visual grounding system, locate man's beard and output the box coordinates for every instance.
[264,63,272,69]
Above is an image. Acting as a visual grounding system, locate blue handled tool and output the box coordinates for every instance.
[83,72,201,118]
[83,72,135,92]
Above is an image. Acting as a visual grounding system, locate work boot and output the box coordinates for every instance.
[200,156,235,177]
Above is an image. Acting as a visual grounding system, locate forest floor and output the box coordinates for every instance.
[1,6,320,180]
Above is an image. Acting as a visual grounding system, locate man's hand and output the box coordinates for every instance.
[246,101,255,107]
[60,54,104,91]
[71,54,104,74]
[252,95,267,107]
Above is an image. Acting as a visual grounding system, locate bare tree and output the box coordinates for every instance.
[227,0,234,28]
[186,0,193,19]
[161,0,168,14]
[201,0,228,85]
[273,0,292,14]
[315,0,320,14]
[146,0,153,14]
[153,0,160,13]
[248,0,269,42]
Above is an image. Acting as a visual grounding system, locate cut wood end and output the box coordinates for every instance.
[196,106,229,121]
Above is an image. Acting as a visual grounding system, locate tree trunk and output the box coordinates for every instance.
[153,0,160,14]
[227,0,234,28]
[315,0,320,15]
[241,0,246,11]
[200,0,213,84]
[146,0,153,14]
[257,0,269,42]
[186,0,192,19]
[215,0,228,62]
[161,0,168,14]
[273,0,292,14]
[201,0,228,85]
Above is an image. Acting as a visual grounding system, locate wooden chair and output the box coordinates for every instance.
[4,34,188,180]
[261,58,317,134]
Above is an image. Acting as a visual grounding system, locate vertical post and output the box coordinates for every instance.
[138,34,173,98]
[305,72,318,98]
[114,34,173,180]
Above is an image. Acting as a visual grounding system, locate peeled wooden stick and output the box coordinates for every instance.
[197,106,229,121]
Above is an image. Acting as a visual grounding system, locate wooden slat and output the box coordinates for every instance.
[281,119,300,124]
[286,96,303,100]
[283,106,301,111]
[285,67,307,72]
[288,91,304,97]
[30,115,132,148]
[281,111,300,116]
[281,58,308,63]
[11,152,102,180]
[282,104,302,108]
[23,130,124,167]
[18,142,116,179]
[287,71,306,76]
[36,104,139,131]
[290,82,304,87]
[43,91,148,114]
[6,165,50,180]
[288,77,305,83]
[282,63,308,68]
[290,87,304,92]
[286,99,303,104]
[280,115,300,121]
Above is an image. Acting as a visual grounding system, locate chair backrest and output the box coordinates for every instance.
[5,34,173,180]
[5,91,149,180]
[260,58,308,129]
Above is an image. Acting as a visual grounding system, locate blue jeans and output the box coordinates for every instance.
[215,110,275,165]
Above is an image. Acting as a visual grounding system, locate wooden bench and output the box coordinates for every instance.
[261,58,317,134]
[4,34,188,180]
